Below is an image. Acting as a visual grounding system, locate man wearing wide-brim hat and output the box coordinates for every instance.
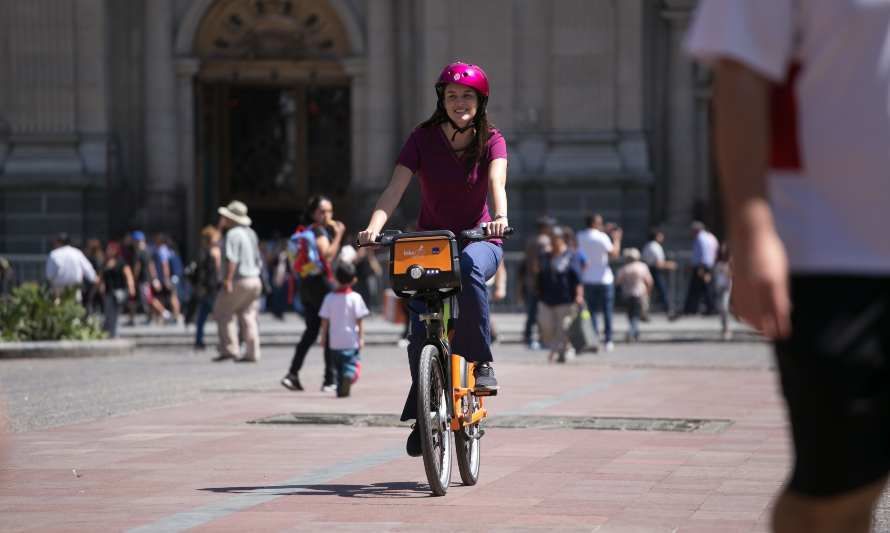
[212,200,264,362]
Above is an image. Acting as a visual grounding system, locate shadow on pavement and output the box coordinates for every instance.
[200,481,433,498]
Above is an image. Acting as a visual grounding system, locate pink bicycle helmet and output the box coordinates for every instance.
[436,61,490,98]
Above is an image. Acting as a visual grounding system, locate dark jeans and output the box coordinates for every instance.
[102,292,121,338]
[523,292,539,344]
[194,295,215,346]
[583,283,614,343]
[651,268,672,313]
[626,296,644,339]
[683,267,715,315]
[288,300,336,386]
[401,241,502,421]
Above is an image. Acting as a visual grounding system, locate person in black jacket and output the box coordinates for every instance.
[536,227,584,363]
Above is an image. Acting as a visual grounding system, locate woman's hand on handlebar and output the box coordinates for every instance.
[486,217,509,237]
[357,229,379,246]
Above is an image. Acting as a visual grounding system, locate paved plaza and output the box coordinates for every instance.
[0,313,886,532]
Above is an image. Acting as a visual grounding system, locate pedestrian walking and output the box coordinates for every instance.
[83,238,104,315]
[319,262,370,398]
[689,2,890,531]
[641,228,677,315]
[712,243,733,341]
[191,225,221,350]
[680,221,719,317]
[45,233,97,301]
[212,201,263,363]
[576,214,622,352]
[615,248,653,343]
[127,231,155,325]
[150,234,182,325]
[99,241,135,338]
[351,242,383,312]
[281,195,345,392]
[537,227,584,363]
[519,215,555,349]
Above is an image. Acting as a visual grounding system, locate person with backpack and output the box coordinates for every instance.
[211,201,264,363]
[281,195,345,392]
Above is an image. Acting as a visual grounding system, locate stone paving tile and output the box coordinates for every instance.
[0,348,792,531]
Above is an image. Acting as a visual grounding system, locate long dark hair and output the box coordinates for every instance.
[418,88,493,175]
[304,194,332,225]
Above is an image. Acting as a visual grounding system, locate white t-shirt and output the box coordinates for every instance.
[45,245,97,289]
[641,240,665,268]
[576,228,614,285]
[688,0,890,274]
[319,290,370,350]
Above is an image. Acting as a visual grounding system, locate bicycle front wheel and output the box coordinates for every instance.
[455,394,481,485]
[417,344,453,496]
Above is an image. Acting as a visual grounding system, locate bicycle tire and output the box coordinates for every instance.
[455,393,481,485]
[417,344,452,496]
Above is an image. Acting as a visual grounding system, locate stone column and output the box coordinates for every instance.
[616,0,649,174]
[662,0,696,227]
[176,58,200,256]
[512,0,550,179]
[342,58,369,197]
[75,0,109,175]
[144,0,178,189]
[365,0,397,189]
[416,0,449,118]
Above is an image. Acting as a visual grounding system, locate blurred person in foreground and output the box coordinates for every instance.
[689,2,890,532]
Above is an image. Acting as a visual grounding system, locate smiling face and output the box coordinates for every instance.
[442,83,478,128]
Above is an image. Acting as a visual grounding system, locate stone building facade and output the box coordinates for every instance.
[0,0,712,256]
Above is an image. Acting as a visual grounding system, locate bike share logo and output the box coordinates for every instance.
[402,244,424,258]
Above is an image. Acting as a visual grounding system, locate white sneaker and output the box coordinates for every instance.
[396,338,410,348]
[604,341,615,352]
[321,384,337,393]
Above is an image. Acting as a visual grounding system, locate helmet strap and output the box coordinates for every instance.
[447,119,474,141]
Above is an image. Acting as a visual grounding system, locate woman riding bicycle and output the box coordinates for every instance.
[357,61,509,457]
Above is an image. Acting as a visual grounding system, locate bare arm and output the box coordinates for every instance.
[123,265,136,296]
[357,317,364,349]
[358,164,414,243]
[713,59,790,339]
[487,158,509,237]
[608,229,623,260]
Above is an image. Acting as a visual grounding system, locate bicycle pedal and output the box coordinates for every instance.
[473,428,486,440]
[474,388,497,397]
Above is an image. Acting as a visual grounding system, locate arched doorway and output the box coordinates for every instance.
[193,0,354,238]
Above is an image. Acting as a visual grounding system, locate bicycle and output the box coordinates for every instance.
[360,225,512,496]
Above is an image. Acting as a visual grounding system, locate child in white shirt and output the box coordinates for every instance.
[319,262,370,397]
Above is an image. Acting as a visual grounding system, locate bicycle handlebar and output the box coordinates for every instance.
[356,225,514,248]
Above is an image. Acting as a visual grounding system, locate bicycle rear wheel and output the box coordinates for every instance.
[417,344,453,496]
[455,393,481,485]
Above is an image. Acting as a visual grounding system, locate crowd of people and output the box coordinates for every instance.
[518,214,733,361]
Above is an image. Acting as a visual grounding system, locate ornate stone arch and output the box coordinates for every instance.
[174,0,365,58]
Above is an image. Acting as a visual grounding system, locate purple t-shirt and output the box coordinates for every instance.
[397,126,507,239]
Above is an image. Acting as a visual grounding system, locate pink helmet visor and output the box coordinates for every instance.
[436,61,490,98]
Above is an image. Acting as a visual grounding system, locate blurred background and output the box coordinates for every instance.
[0,0,713,309]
